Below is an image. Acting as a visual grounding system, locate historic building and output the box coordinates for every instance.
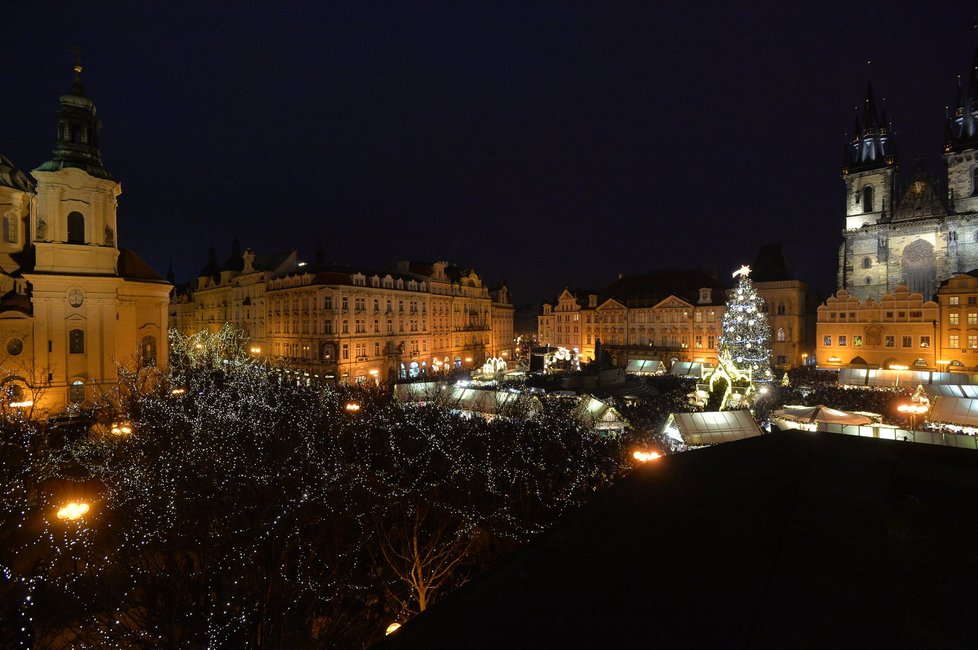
[537,269,729,368]
[839,43,978,302]
[817,285,939,370]
[936,271,978,371]
[538,246,816,371]
[0,67,170,415]
[172,254,513,384]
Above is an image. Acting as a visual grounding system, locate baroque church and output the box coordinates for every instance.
[839,42,978,301]
[0,66,170,415]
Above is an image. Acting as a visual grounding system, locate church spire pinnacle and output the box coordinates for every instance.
[34,52,113,180]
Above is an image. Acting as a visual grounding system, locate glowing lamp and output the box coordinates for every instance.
[9,400,33,408]
[249,346,262,354]
[344,402,361,412]
[110,422,133,436]
[465,357,473,363]
[889,364,908,371]
[170,388,187,396]
[386,622,401,635]
[369,369,379,376]
[56,502,90,521]
[633,450,661,462]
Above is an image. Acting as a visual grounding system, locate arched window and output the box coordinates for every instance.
[320,342,335,362]
[69,328,85,354]
[862,186,874,213]
[777,302,786,315]
[777,328,786,342]
[69,380,85,404]
[141,335,157,367]
[862,257,872,269]
[865,276,872,285]
[67,211,85,244]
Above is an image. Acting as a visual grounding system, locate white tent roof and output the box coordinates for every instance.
[671,362,711,378]
[930,397,978,427]
[625,359,662,375]
[926,384,978,399]
[839,368,978,388]
[668,410,762,446]
[772,405,872,425]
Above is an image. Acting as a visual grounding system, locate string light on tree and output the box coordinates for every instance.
[718,264,774,386]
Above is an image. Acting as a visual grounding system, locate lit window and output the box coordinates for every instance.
[950,335,960,348]
[838,335,847,347]
[920,336,930,348]
[823,335,832,346]
[950,313,960,326]
[902,336,912,347]
[970,313,978,326]
[884,335,894,347]
[776,328,786,342]
[950,297,960,306]
[853,335,862,347]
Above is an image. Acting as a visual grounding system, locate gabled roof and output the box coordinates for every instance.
[118,249,168,283]
[599,269,727,308]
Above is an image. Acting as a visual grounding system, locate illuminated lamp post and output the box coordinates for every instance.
[56,500,93,575]
[897,403,928,432]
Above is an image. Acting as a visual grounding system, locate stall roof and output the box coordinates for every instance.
[839,368,978,388]
[930,396,978,427]
[772,405,872,425]
[668,410,762,446]
[670,361,711,378]
[926,384,978,398]
[625,359,662,375]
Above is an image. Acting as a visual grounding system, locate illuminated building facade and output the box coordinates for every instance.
[816,285,939,370]
[537,270,728,367]
[839,44,978,301]
[173,256,512,383]
[0,68,171,415]
[936,272,978,371]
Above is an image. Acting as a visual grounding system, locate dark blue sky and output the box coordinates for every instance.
[2,2,975,302]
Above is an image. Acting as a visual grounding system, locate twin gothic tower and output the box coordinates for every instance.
[839,41,978,300]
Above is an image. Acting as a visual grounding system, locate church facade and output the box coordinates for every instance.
[838,43,978,302]
[0,67,170,416]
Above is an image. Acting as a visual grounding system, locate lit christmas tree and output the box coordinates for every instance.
[718,265,773,384]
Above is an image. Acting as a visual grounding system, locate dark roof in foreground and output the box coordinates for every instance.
[377,430,978,648]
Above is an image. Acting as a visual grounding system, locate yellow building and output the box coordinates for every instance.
[816,285,938,370]
[0,68,170,416]
[537,270,728,367]
[174,256,513,384]
[936,272,978,372]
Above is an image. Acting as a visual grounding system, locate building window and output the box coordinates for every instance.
[950,297,960,306]
[862,185,874,213]
[776,328,786,342]
[341,297,349,311]
[140,335,157,366]
[695,335,703,348]
[950,313,960,326]
[838,335,847,346]
[970,335,977,349]
[2,215,15,244]
[777,302,786,315]
[68,328,84,354]
[862,257,871,269]
[341,344,349,360]
[970,297,977,305]
[823,335,832,346]
[67,211,85,244]
[902,336,912,348]
[323,296,332,310]
[777,355,786,365]
[950,335,960,348]
[68,380,85,404]
[920,336,930,348]
[853,335,862,347]
[864,277,871,285]
[708,335,715,348]
[969,313,977,326]
[884,335,894,348]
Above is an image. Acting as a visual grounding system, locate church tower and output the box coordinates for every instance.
[31,62,120,275]
[839,83,898,297]
[842,83,897,230]
[944,38,978,216]
[17,64,171,414]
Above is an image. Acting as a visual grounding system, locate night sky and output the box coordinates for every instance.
[2,2,975,303]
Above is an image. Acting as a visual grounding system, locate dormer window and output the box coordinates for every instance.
[698,288,711,304]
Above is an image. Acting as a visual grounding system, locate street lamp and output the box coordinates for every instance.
[897,403,928,431]
[56,501,90,521]
[633,450,661,462]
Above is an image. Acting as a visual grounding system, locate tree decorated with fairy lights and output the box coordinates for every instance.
[717,265,773,386]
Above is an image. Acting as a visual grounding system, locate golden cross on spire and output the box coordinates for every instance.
[71,46,83,74]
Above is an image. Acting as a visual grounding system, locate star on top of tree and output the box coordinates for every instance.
[732,265,751,279]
